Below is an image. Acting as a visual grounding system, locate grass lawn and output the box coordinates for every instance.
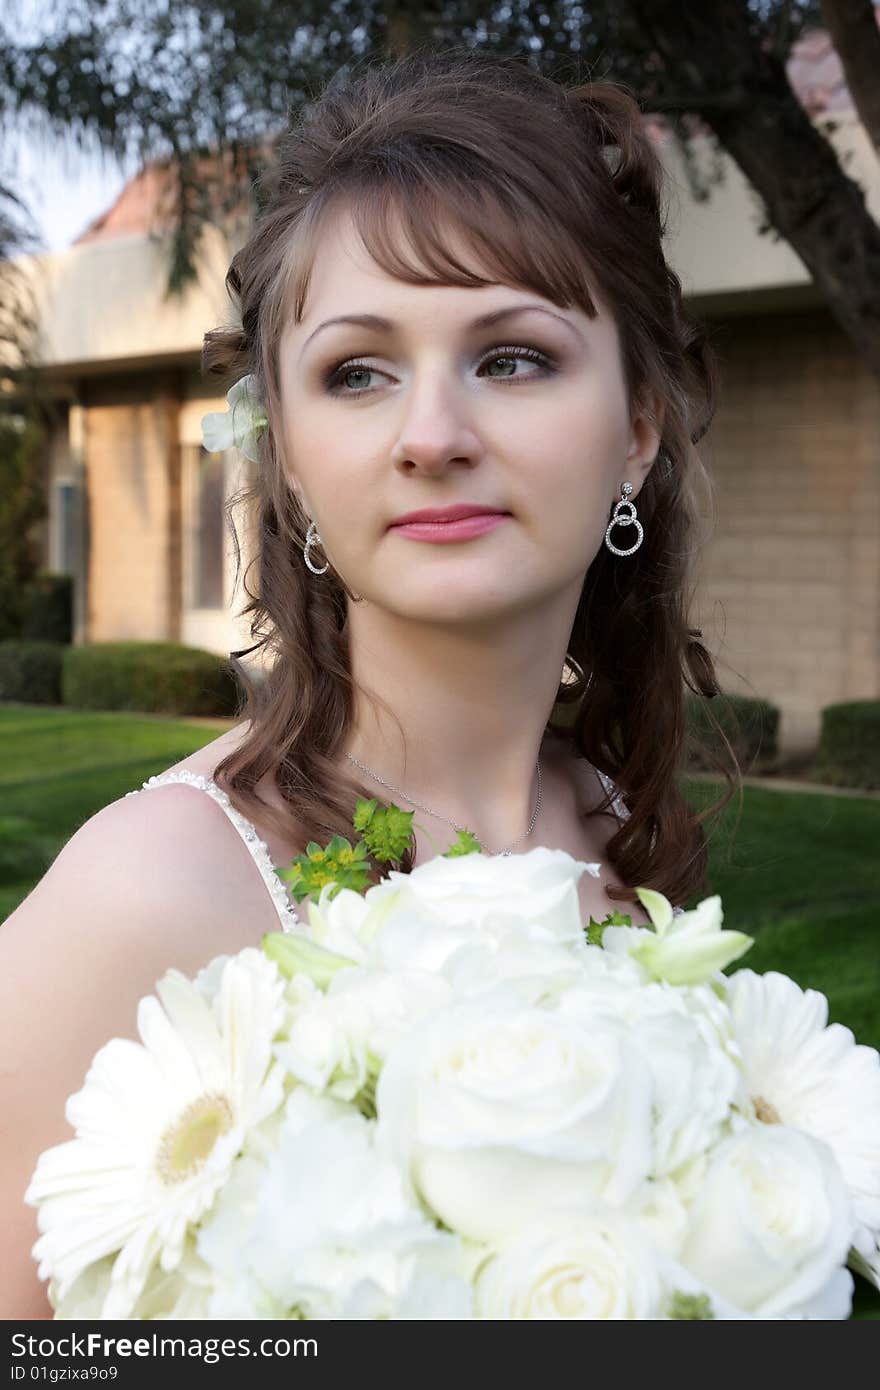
[2,704,879,1317]
[4,705,877,1042]
[0,704,225,923]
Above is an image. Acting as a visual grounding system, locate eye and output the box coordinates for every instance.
[476,345,555,382]
[322,344,556,398]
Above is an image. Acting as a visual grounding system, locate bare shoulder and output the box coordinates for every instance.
[0,789,247,1065]
[5,759,279,977]
[0,729,273,1319]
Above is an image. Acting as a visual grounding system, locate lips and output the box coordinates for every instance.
[389,504,510,528]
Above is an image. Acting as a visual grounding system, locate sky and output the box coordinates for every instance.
[6,0,141,253]
[12,134,139,253]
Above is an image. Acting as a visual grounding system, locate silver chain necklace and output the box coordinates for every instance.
[343,750,542,857]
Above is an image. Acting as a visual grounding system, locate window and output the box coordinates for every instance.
[54,481,80,576]
[187,445,227,609]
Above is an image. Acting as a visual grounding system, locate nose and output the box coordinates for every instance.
[389,372,484,475]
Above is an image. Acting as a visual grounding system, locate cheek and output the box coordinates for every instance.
[537,446,619,564]
[520,380,628,471]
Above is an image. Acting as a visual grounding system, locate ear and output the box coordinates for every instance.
[626,387,665,489]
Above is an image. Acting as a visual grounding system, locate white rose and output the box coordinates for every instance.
[301,846,601,981]
[364,907,500,977]
[331,1236,478,1319]
[678,1123,856,1318]
[274,966,451,1099]
[198,1089,444,1318]
[438,922,590,1005]
[473,1205,665,1319]
[297,883,384,965]
[301,882,477,980]
[375,986,653,1244]
[363,911,593,993]
[369,844,600,945]
[631,1178,691,1258]
[558,980,741,1176]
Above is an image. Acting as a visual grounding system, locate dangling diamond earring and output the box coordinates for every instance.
[604,482,644,556]
[302,520,329,575]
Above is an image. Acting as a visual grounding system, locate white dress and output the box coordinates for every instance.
[126,765,684,932]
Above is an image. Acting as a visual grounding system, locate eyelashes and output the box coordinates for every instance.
[322,344,557,398]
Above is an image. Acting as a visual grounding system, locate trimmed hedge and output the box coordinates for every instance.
[814,700,880,790]
[0,641,64,704]
[551,686,779,774]
[685,692,779,773]
[21,572,73,645]
[62,641,240,717]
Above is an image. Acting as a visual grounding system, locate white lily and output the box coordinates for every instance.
[603,891,753,987]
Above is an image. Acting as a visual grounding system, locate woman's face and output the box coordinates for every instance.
[277,204,660,626]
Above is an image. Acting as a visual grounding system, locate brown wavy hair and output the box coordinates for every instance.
[204,45,741,911]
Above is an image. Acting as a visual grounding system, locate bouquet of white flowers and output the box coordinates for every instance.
[25,797,880,1320]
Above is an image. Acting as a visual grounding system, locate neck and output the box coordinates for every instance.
[341,590,581,852]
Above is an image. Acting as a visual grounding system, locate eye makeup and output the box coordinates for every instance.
[321,343,560,398]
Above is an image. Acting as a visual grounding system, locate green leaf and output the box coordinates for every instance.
[276,834,372,902]
[352,796,381,833]
[274,796,419,907]
[356,798,416,864]
[261,931,355,987]
[666,1291,716,1320]
[585,908,633,946]
[442,828,483,858]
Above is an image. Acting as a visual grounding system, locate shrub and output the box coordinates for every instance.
[0,640,64,704]
[814,701,880,790]
[62,642,240,717]
[551,684,778,774]
[684,692,779,773]
[21,572,73,644]
[0,413,46,641]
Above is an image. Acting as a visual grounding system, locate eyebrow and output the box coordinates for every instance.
[298,304,583,360]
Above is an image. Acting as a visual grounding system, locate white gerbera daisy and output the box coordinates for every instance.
[25,947,287,1319]
[726,968,880,1283]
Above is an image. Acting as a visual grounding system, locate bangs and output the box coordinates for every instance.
[276,172,601,333]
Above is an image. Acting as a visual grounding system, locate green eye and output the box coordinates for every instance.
[323,344,556,398]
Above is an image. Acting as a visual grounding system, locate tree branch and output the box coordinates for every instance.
[820,0,880,155]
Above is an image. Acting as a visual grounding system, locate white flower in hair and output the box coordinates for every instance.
[201,374,269,463]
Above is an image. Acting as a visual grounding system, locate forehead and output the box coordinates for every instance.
[280,199,611,350]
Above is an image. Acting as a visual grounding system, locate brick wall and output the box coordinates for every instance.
[694,308,880,757]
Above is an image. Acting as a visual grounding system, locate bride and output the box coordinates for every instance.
[0,47,735,1318]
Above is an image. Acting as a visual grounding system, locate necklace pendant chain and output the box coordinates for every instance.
[342,750,542,857]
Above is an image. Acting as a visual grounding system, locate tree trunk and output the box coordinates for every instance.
[820,0,880,155]
[625,0,880,376]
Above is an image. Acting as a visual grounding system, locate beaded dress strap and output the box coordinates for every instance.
[592,766,685,919]
[125,771,302,934]
[592,766,631,826]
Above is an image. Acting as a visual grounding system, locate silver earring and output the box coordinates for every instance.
[604,482,644,557]
[303,520,329,575]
